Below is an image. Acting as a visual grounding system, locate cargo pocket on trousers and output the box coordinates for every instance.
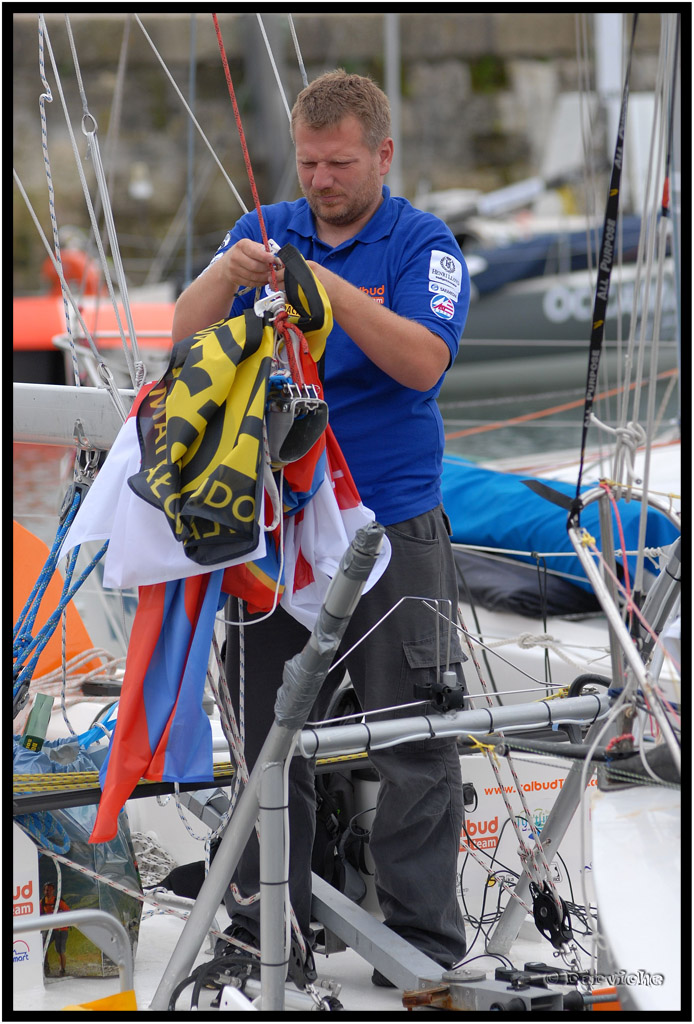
[401,630,468,709]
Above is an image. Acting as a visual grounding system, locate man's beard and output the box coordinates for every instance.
[302,168,381,227]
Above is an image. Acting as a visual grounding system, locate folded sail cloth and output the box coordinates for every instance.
[60,405,266,589]
[128,310,274,565]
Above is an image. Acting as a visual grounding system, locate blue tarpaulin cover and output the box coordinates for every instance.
[441,456,678,593]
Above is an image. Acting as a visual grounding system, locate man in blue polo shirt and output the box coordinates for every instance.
[173,69,470,985]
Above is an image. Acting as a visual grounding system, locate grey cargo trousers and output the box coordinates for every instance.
[223,504,468,967]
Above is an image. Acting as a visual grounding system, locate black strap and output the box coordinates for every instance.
[277,243,326,334]
[572,14,639,526]
[522,478,575,512]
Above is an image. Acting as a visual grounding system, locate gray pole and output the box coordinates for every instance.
[259,759,291,1011]
[15,909,134,993]
[297,694,610,759]
[384,13,403,197]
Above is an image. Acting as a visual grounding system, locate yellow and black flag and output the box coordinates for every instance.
[128,249,331,565]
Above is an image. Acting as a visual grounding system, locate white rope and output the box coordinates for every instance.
[586,416,647,482]
[222,471,287,628]
[131,831,177,887]
[29,648,125,688]
[262,422,282,532]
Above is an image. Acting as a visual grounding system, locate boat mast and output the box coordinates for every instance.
[594,12,624,163]
[384,12,403,197]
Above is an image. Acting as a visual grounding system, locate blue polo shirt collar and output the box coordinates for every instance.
[287,186,396,249]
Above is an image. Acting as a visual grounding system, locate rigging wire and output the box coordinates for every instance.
[36,17,137,398]
[256,14,292,126]
[288,15,309,89]
[133,14,248,216]
[14,172,130,426]
[211,13,276,281]
[64,14,144,388]
[184,13,198,290]
[629,16,681,599]
[443,370,676,442]
[40,17,132,380]
[84,14,131,323]
[572,14,639,515]
[37,17,80,389]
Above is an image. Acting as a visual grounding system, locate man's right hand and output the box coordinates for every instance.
[223,238,284,290]
[171,238,283,344]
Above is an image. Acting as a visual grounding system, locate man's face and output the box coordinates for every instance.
[295,115,393,230]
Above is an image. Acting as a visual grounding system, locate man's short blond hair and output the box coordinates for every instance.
[291,69,391,151]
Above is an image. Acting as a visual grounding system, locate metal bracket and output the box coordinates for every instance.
[72,417,93,451]
[254,286,286,319]
[311,873,444,990]
[266,378,328,464]
[14,909,133,991]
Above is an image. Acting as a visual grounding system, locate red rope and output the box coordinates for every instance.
[211,13,278,292]
[211,15,315,391]
[273,311,305,384]
[599,480,632,629]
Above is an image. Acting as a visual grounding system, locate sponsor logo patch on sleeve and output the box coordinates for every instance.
[428,249,463,301]
[430,293,456,320]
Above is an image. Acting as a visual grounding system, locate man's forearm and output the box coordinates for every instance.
[309,263,450,391]
[171,260,240,344]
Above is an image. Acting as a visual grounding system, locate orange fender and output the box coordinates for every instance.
[13,520,99,678]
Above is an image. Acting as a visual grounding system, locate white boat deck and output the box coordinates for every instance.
[14,907,560,1013]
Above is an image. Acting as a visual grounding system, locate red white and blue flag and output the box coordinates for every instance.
[89,569,224,843]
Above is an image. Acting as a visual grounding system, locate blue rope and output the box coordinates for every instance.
[13,541,109,695]
[13,491,81,650]
[77,703,118,750]
[16,813,71,855]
